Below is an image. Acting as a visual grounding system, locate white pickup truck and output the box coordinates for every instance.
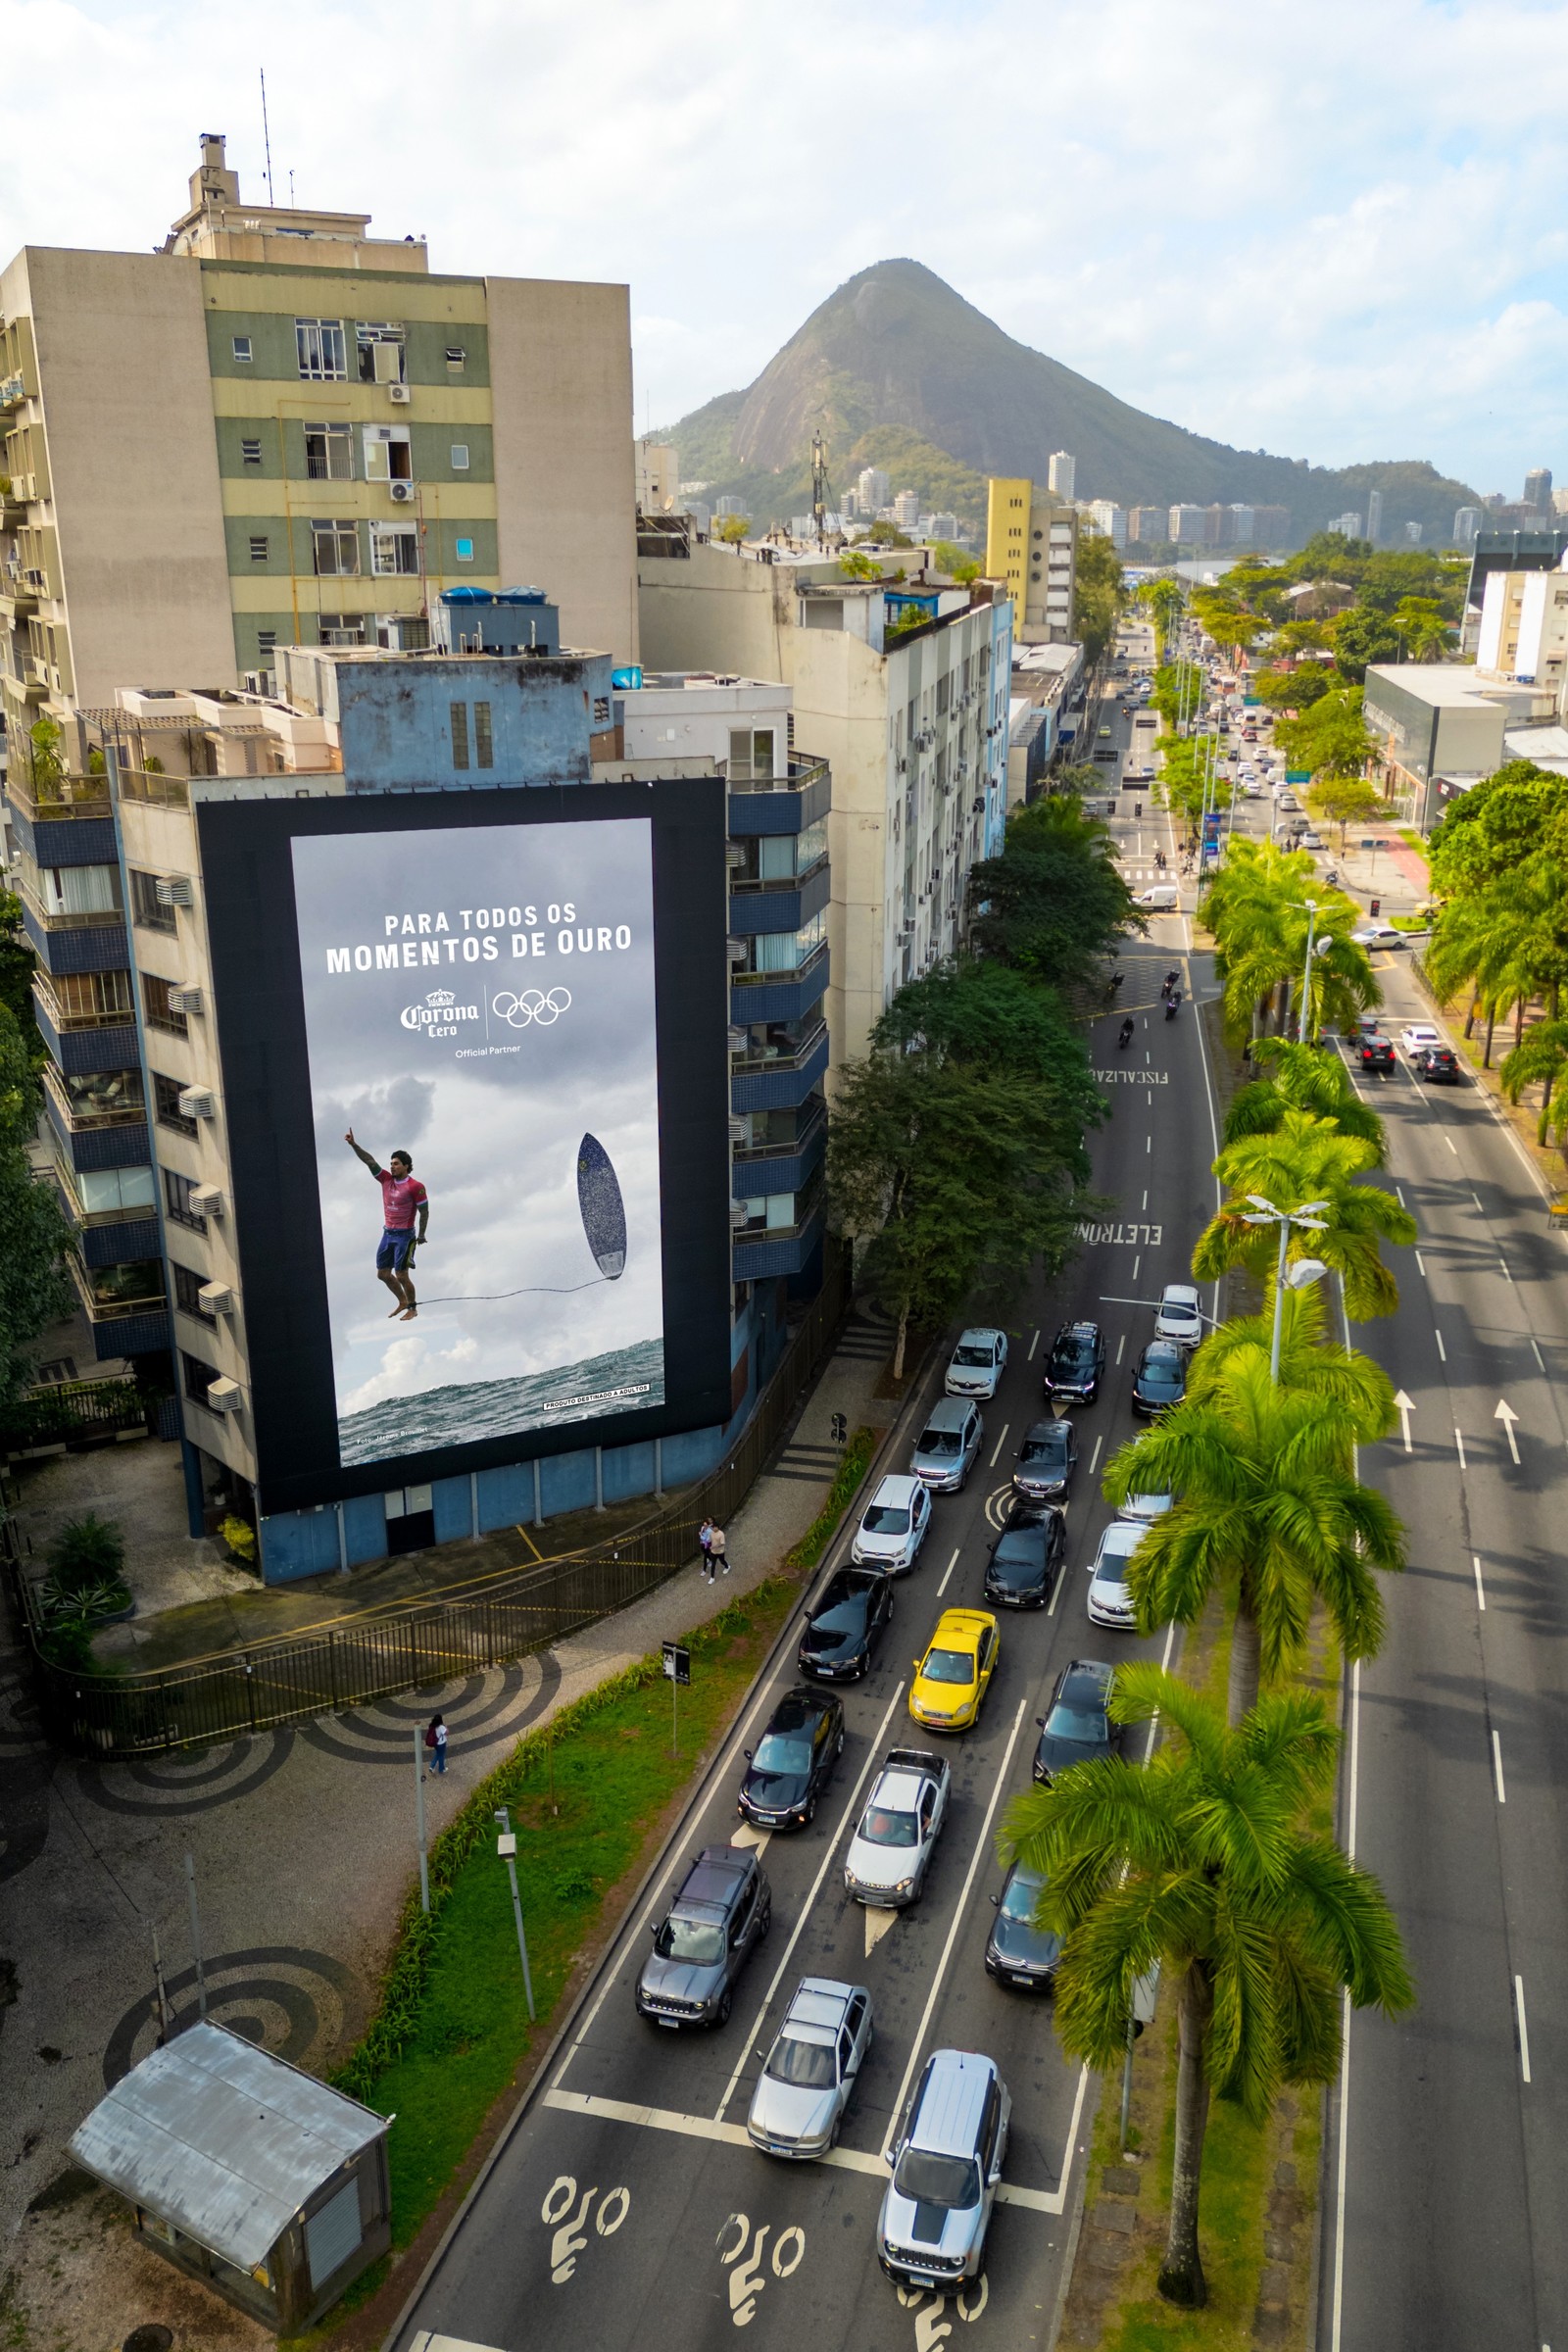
[842,1747,952,1908]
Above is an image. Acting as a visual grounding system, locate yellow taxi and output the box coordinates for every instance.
[908,1608,1001,1733]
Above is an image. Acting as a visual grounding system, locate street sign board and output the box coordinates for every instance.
[1286,768,1311,784]
[662,1642,691,1687]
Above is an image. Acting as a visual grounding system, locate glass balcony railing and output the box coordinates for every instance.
[7,771,112,821]
[70,1254,167,1323]
[43,1064,146,1132]
[33,974,136,1033]
[722,755,828,797]
[733,1099,827,1165]
[729,1017,827,1074]
[731,940,829,991]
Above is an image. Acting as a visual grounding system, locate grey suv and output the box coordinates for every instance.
[909,1398,983,1494]
[635,1845,771,2030]
[878,2047,1011,2286]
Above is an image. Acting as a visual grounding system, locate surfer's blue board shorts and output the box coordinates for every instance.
[377,1227,416,1273]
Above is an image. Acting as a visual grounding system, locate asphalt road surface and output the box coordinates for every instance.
[393,823,1218,2349]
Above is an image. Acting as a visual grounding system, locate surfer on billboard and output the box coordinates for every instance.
[344,1130,429,1321]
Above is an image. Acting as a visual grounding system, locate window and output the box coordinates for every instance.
[37,861,120,917]
[77,1165,156,1217]
[296,318,347,380]
[153,1071,197,1138]
[455,536,474,563]
[750,907,827,974]
[129,869,176,934]
[249,535,270,564]
[172,1262,215,1322]
[240,437,263,467]
[445,345,466,368]
[450,443,469,471]
[182,1350,220,1408]
[369,524,418,577]
[592,696,611,725]
[58,1066,142,1119]
[164,1167,206,1230]
[473,701,494,768]
[257,629,277,657]
[318,614,366,647]
[356,321,406,384]
[50,968,132,1020]
[232,335,253,363]
[361,424,412,482]
[305,421,354,481]
[142,973,188,1037]
[312,520,360,577]
[450,703,470,771]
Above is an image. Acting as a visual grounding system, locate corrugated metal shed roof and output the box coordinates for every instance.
[68,2023,386,2271]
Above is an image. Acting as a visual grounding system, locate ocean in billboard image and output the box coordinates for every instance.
[290,818,666,1469]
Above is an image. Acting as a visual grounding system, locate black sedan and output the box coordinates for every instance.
[738,1687,845,1829]
[797,1567,893,1683]
[1412,1045,1462,1084]
[1044,1321,1105,1404]
[1033,1659,1118,1785]
[1013,1418,1077,1503]
[985,1862,1062,1990]
[1131,1339,1186,1418]
[983,1508,1065,1609]
[1358,1036,1396,1073]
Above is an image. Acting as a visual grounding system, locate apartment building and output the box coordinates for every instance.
[984,478,1077,645]
[0,131,637,734]
[637,534,1011,1068]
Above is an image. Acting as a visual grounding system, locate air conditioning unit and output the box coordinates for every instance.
[169,985,204,1015]
[189,1184,224,1219]
[198,1281,234,1317]
[156,876,194,907]
[729,1203,749,1230]
[177,1086,216,1120]
[728,1115,747,1143]
[726,1025,747,1053]
[206,1376,243,1414]
[724,937,746,964]
[389,480,416,504]
[387,383,412,405]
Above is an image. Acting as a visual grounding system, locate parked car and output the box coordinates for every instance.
[1012,1417,1077,1502]
[798,1565,894,1681]
[985,1862,1061,1990]
[1412,1045,1462,1084]
[1400,1023,1443,1057]
[945,1326,1008,1399]
[983,1507,1065,1610]
[878,2049,1011,2287]
[738,1688,845,1830]
[1087,1520,1147,1630]
[1358,1036,1396,1073]
[908,1608,1001,1732]
[636,1846,770,2029]
[843,1747,950,1907]
[747,1978,873,2158]
[909,1399,984,1494]
[852,1473,932,1573]
[1033,1657,1119,1783]
[1153,1282,1203,1349]
[1131,1339,1187,1418]
[1044,1322,1105,1403]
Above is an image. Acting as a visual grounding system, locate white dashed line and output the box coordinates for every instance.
[1446,1135,1458,1154]
[1089,1434,1103,1475]
[937,1545,960,1596]
[1454,1428,1467,1471]
[1028,1328,1041,1360]
[1474,1555,1486,1611]
[989,1424,1009,1468]
[1531,1338,1545,1372]
[1435,1331,1446,1361]
[1115,1334,1126,1365]
[1515,1977,1533,2084]
[1492,1730,1506,1804]
[1415,1250,1428,1276]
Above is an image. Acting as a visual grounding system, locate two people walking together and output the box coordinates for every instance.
[698,1519,729,1584]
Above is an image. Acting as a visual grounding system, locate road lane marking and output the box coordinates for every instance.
[1089,1435,1103,1475]
[1131,1254,1141,1282]
[937,1546,960,1597]
[715,1681,906,2122]
[1394,1391,1414,1451]
[1415,1250,1428,1276]
[1492,1730,1506,1804]
[864,1904,898,1958]
[1115,1335,1126,1365]
[1454,1428,1467,1471]
[1329,1657,1364,2352]
[731,1823,773,1858]
[1498,1255,1513,1284]
[884,1700,1031,2155]
[989,1424,1009,1468]
[1445,1135,1457,1154]
[1495,1400,1521,1462]
[1146,1135,1152,1153]
[1474,1556,1487,1612]
[1142,1190,1149,1210]
[1396,1185,1406,1207]
[1472,1193,1485,1215]
[1435,1330,1446,1362]
[1028,1328,1041,1361]
[1531,1338,1545,1371]
[1515,1977,1533,2084]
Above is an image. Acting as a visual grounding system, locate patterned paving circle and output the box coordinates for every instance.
[74,1729,296,1818]
[299,1651,561,1766]
[102,1944,357,2088]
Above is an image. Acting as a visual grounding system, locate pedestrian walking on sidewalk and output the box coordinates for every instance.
[424,1713,447,1776]
[710,1525,729,1577]
[699,1517,715,1582]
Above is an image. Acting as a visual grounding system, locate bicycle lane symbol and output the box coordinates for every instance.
[715,2212,806,2327]
[896,2277,989,2349]
[541,2175,631,2283]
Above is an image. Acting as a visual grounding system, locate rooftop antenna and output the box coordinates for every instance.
[259,68,275,206]
[810,426,833,551]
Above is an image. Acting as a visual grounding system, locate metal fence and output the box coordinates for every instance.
[0,1376,148,1455]
[8,1243,857,1759]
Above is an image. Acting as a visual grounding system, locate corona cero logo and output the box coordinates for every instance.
[492,988,572,1028]
[401,988,479,1036]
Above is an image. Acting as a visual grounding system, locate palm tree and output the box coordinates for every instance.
[1185,1281,1396,1423]
[1194,1108,1416,1318]
[1000,1666,1413,2308]
[1102,1344,1402,1719]
[1206,845,1379,1043]
[1500,1018,1568,1154]
[1225,1036,1387,1156]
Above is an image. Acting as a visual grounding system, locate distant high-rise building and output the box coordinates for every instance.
[1553,490,1568,518]
[1048,451,1076,502]
[985,477,1078,645]
[1365,489,1384,543]
[1452,507,1482,545]
[858,466,891,511]
[1127,506,1168,545]
[635,438,679,513]
[1168,504,1208,544]
[1086,500,1127,547]
[1402,521,1424,545]
[924,512,959,542]
[893,488,921,528]
[1250,506,1292,549]
[1328,513,1363,539]
[714,494,747,518]
[1525,466,1553,513]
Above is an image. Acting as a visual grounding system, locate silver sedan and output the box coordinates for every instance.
[746,1977,873,2158]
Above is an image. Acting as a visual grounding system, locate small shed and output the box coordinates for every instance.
[69,2021,390,2331]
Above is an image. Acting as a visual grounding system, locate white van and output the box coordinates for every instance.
[1133,884,1180,911]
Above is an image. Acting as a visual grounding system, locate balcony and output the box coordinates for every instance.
[728,858,831,935]
[732,1101,828,1195]
[116,766,192,808]
[7,772,111,823]
[43,1063,146,1134]
[731,1176,828,1281]
[31,984,139,1079]
[0,371,27,410]
[725,755,831,835]
[71,1253,166,1323]
[730,1020,830,1114]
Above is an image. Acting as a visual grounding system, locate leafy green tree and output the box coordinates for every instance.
[838,550,881,581]
[1158,735,1229,836]
[1332,607,1402,683]
[1138,577,1184,655]
[872,956,1104,1171]
[855,520,914,549]
[1205,842,1377,1042]
[966,796,1138,989]
[929,539,979,582]
[0,1004,74,1419]
[1428,760,1568,897]
[1074,529,1127,667]
[1500,1019,1568,1154]
[1149,660,1204,727]
[1194,1108,1416,1317]
[1391,596,1451,660]
[999,1666,1413,2307]
[1252,664,1332,711]
[1307,773,1383,849]
[1275,687,1374,782]
[716,514,752,545]
[1224,1035,1386,1156]
[0,892,41,1065]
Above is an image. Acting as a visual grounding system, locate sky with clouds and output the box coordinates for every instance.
[3,0,1564,495]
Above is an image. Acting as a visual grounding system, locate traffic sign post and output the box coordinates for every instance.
[663,1640,691,1754]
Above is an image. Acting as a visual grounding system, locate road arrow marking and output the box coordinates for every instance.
[1495,1399,1521,1464]
[1394,1391,1414,1453]
[864,1904,899,1959]
[730,1823,772,1858]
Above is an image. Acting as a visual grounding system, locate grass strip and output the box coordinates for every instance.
[783,1426,878,1568]
[318,1578,796,2280]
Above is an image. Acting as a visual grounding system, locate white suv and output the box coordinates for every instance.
[1153,1283,1203,1349]
[945,1327,1008,1399]
[851,1475,932,1574]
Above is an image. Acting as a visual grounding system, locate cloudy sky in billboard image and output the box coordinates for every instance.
[291,816,663,1468]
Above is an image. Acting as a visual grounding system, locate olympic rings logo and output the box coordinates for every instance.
[492,987,572,1028]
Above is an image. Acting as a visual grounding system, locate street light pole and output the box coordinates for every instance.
[1298,899,1318,1041]
[494,1805,536,2021]
[1241,1194,1331,1382]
